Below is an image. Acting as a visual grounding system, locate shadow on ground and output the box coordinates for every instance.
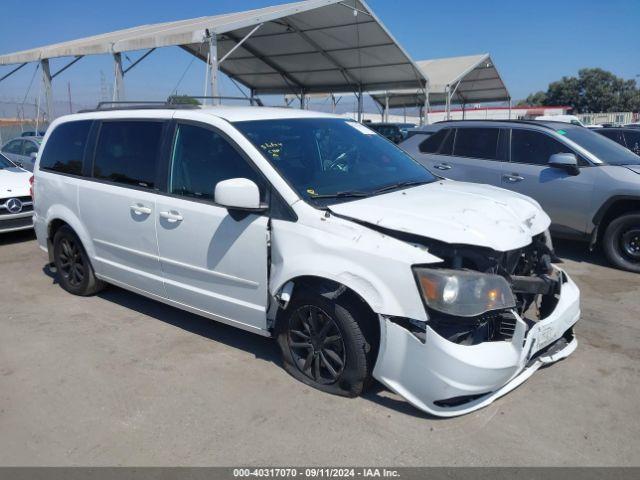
[97,285,281,364]
[553,238,609,267]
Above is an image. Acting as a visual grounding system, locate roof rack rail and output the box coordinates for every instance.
[433,119,560,130]
[176,96,264,107]
[78,96,263,113]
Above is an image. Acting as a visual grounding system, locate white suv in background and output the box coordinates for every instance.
[32,105,580,417]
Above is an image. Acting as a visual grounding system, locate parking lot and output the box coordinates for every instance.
[0,229,638,466]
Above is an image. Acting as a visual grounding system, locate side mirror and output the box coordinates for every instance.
[215,178,266,212]
[30,152,38,159]
[548,153,580,175]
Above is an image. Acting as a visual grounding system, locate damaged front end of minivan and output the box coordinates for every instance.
[371,229,580,416]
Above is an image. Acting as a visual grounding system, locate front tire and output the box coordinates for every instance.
[603,213,640,273]
[53,225,105,296]
[276,289,374,398]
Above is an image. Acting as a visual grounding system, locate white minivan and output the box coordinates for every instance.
[33,105,581,416]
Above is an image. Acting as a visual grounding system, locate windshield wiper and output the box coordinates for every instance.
[310,190,370,199]
[373,180,430,194]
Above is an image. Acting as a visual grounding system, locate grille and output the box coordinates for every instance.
[0,196,33,216]
[0,216,33,230]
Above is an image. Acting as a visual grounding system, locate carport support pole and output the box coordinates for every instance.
[445,84,451,121]
[40,59,53,122]
[357,86,363,123]
[300,92,306,110]
[384,92,389,122]
[113,53,125,101]
[422,84,430,125]
[208,34,219,105]
[508,97,512,119]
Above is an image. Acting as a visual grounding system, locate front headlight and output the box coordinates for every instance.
[413,268,516,317]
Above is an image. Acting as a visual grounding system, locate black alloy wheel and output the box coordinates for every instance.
[53,225,105,296]
[287,305,346,385]
[57,236,85,287]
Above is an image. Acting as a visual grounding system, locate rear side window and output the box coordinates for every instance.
[511,129,573,166]
[453,128,501,160]
[169,123,266,201]
[2,139,23,155]
[39,121,92,175]
[419,128,454,154]
[93,121,163,189]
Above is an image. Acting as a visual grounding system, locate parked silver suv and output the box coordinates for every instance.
[402,120,640,272]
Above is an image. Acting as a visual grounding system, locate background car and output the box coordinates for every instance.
[366,123,404,143]
[595,127,640,155]
[1,136,42,171]
[400,124,443,144]
[400,119,640,272]
[21,130,47,137]
[0,152,33,233]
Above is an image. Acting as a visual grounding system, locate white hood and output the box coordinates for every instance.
[329,180,550,252]
[0,167,31,198]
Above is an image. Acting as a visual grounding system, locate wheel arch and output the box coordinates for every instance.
[593,196,640,241]
[44,204,95,260]
[273,275,381,368]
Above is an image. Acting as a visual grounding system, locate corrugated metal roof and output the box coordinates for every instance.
[370,54,510,108]
[0,0,426,95]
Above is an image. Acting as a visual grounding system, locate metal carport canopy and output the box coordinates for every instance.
[0,0,426,97]
[369,54,510,109]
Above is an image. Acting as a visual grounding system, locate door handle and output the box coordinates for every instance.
[159,211,183,223]
[502,174,525,183]
[433,163,453,170]
[130,204,152,215]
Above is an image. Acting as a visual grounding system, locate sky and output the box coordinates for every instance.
[0,0,639,114]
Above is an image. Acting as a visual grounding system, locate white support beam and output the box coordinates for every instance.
[219,23,263,65]
[113,52,125,101]
[357,86,363,123]
[40,59,53,122]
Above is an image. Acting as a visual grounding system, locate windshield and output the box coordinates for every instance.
[0,153,15,169]
[234,118,437,204]
[559,126,640,165]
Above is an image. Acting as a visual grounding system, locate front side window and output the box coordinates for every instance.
[39,121,92,175]
[93,121,163,188]
[23,140,39,156]
[419,128,453,154]
[511,129,573,166]
[234,118,436,205]
[2,140,23,155]
[453,128,501,160]
[598,129,625,145]
[623,131,640,156]
[169,123,265,202]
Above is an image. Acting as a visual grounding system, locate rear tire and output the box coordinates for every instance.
[53,225,105,296]
[276,288,374,398]
[603,213,640,273]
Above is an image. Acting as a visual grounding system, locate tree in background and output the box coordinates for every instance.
[519,68,640,113]
[167,95,201,106]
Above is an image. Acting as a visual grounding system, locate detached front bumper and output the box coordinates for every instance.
[372,267,580,417]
